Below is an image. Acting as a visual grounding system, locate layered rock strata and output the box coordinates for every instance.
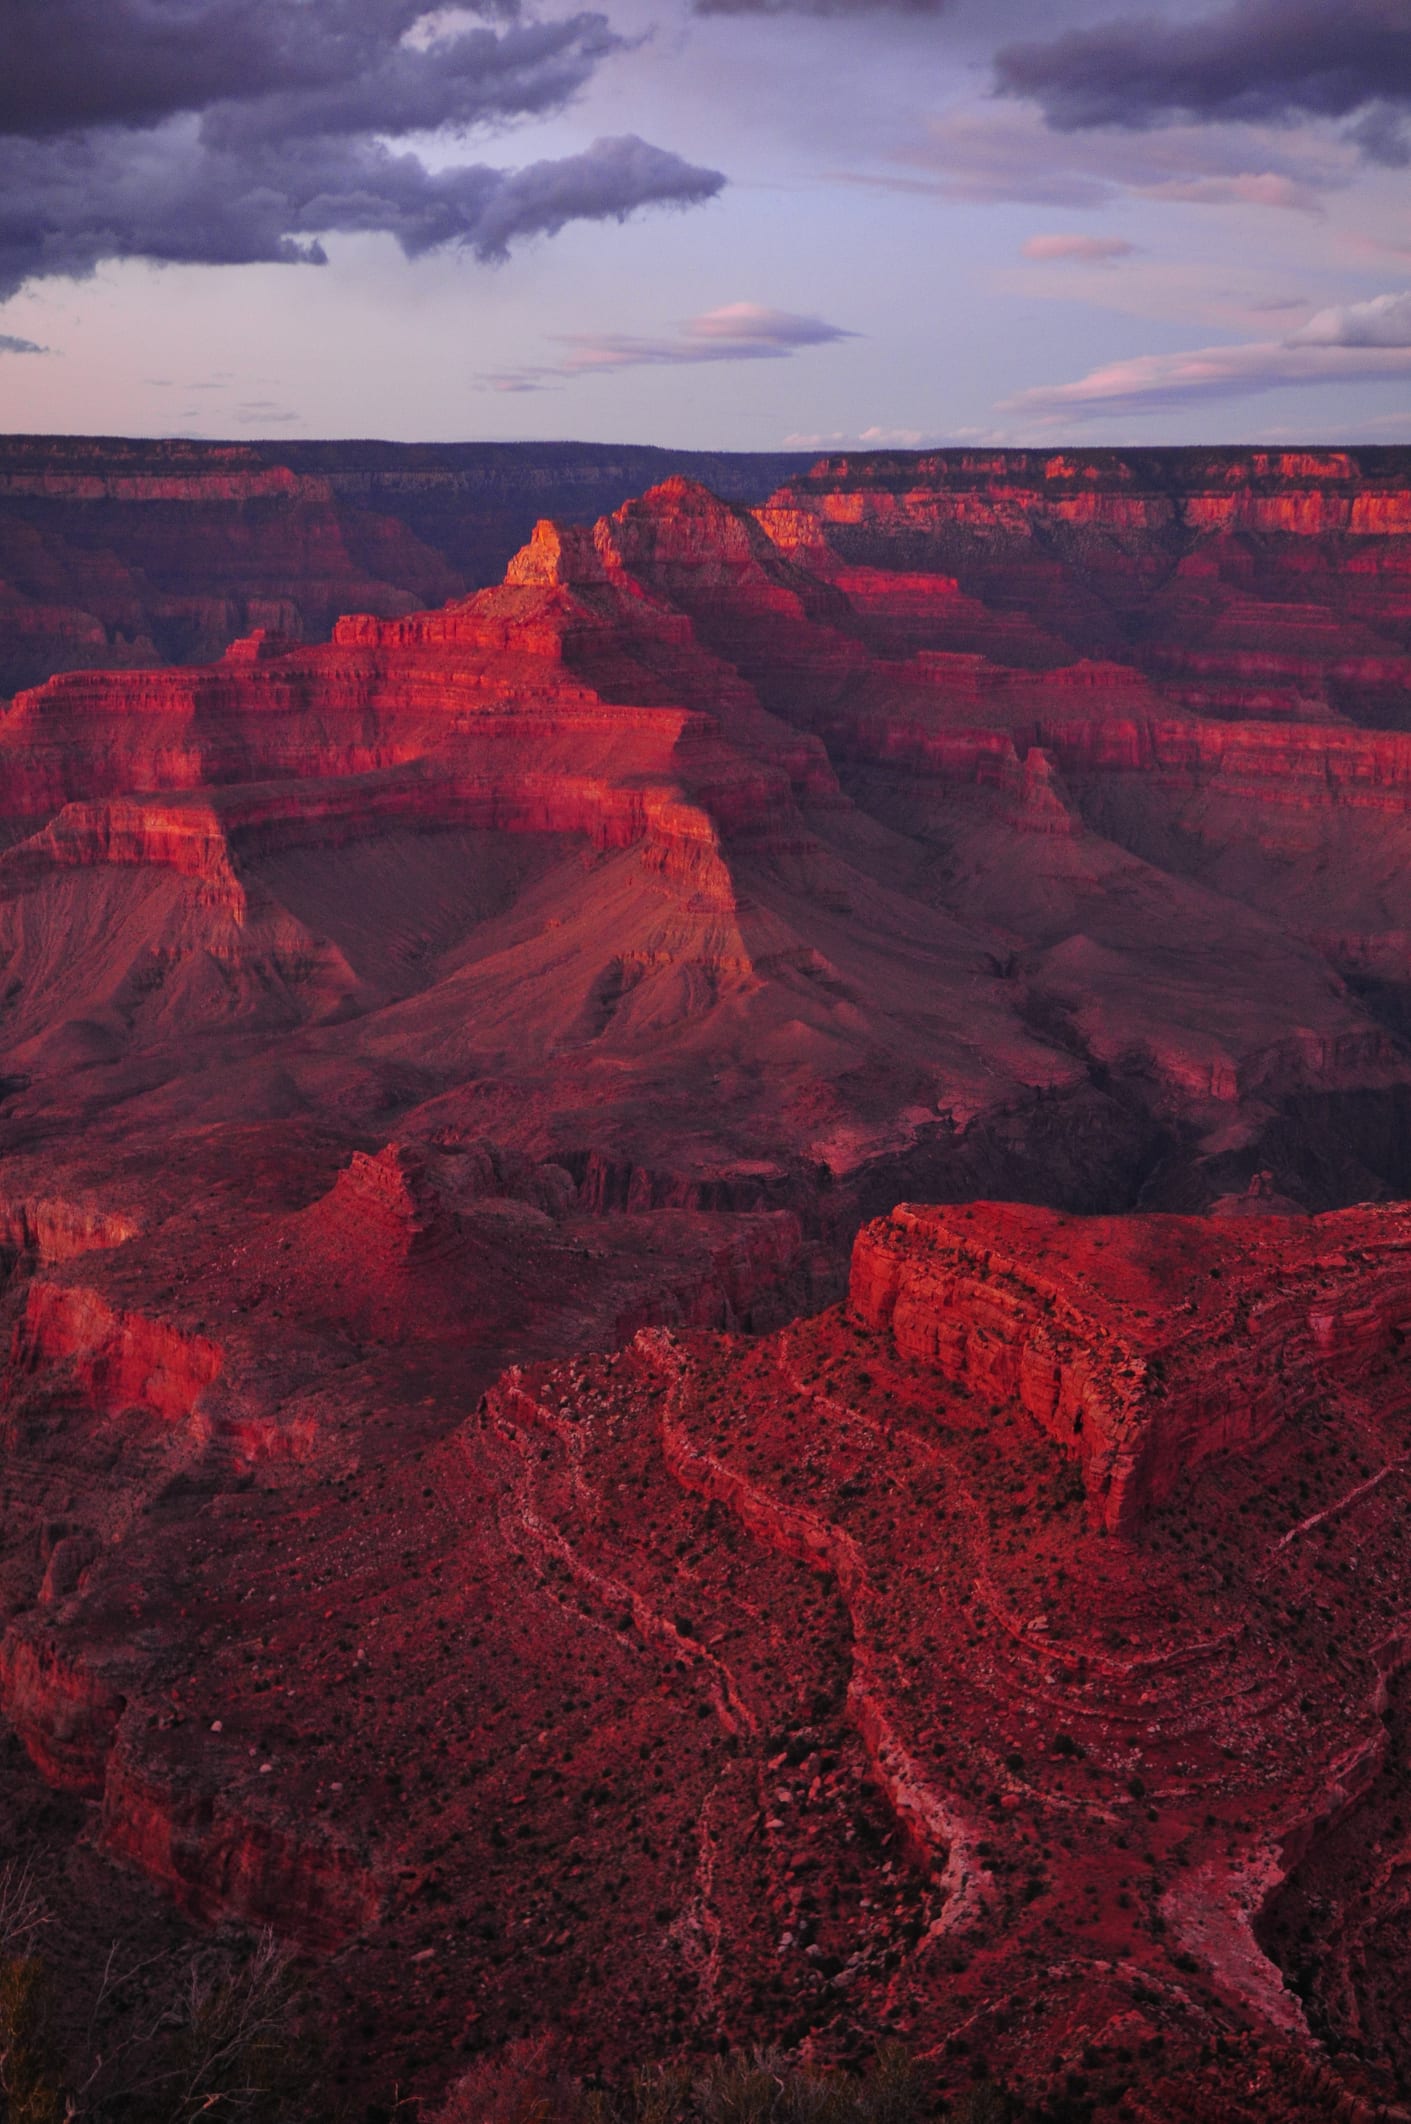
[851,1201,1411,1530]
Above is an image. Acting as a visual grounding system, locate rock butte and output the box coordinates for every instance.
[1,445,1411,2118]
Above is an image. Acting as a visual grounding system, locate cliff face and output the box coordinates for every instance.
[8,1175,1411,2114]
[764,448,1411,727]
[849,1200,1411,1531]
[0,462,459,694]
[446,1197,1411,2112]
[5,439,1408,721]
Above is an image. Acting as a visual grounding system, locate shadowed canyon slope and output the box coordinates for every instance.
[3,446,1411,2119]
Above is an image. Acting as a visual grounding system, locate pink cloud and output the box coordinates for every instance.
[1021,233,1135,262]
[840,101,1353,212]
[1004,333,1411,418]
[480,302,856,391]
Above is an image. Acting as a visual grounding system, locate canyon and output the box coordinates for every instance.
[2,442,1411,2119]
[0,438,811,695]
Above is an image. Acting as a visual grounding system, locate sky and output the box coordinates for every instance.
[0,0,1408,447]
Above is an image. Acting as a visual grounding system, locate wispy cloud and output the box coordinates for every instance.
[683,301,847,346]
[839,101,1350,213]
[1342,408,1411,436]
[1021,233,1135,263]
[1004,290,1411,418]
[0,332,46,354]
[1141,171,1324,208]
[234,398,300,424]
[782,423,940,448]
[483,301,855,391]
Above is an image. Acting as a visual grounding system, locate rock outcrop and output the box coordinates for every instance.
[445,1196,1411,2110]
[763,448,1411,730]
[851,1200,1411,1529]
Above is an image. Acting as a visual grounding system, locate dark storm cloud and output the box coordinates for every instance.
[995,0,1411,159]
[0,127,723,298]
[0,0,578,139]
[0,0,723,297]
[693,0,949,14]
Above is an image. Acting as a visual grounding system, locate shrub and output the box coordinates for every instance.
[435,2043,933,2124]
[0,1956,65,2124]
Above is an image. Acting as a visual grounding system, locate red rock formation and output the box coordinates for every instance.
[1,453,1411,2117]
[850,1200,1411,1531]
[0,1630,126,1791]
[7,468,1411,1236]
[14,1281,223,1424]
[0,1191,139,1271]
[2,1164,1409,2112]
[0,437,810,692]
[98,1725,381,1949]
[0,462,459,696]
[767,447,1411,726]
[444,1195,1411,2110]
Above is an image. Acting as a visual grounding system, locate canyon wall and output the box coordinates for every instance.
[850,1201,1411,1531]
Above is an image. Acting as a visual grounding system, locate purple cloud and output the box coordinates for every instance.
[693,0,950,13]
[683,302,853,347]
[1004,295,1411,418]
[0,127,723,298]
[1021,233,1135,262]
[995,0,1411,163]
[482,301,854,391]
[0,0,724,297]
[1,0,593,139]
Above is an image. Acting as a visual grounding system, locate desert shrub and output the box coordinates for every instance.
[124,1932,309,2124]
[0,1923,323,2124]
[436,2035,579,2124]
[949,2086,1023,2124]
[0,1860,63,2124]
[438,2043,933,2124]
[0,1956,65,2124]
